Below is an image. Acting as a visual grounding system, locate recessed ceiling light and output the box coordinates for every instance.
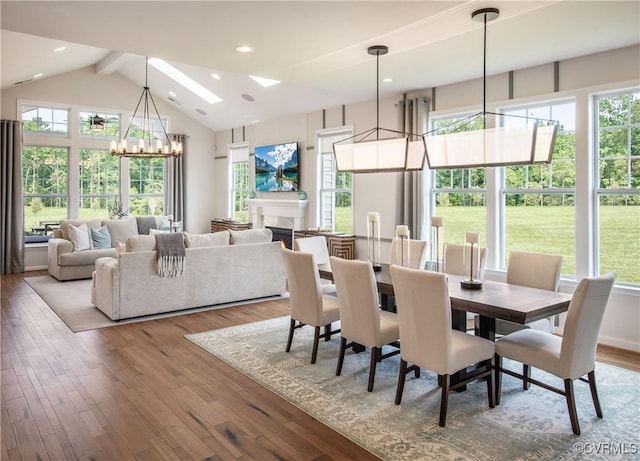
[54,46,66,52]
[211,73,221,80]
[236,45,253,53]
[249,75,281,88]
[148,57,222,104]
[382,77,393,83]
[33,73,44,79]
[168,91,177,98]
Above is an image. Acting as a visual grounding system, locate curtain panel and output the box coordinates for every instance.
[1,120,25,274]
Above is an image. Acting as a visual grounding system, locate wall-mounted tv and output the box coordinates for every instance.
[254,141,299,192]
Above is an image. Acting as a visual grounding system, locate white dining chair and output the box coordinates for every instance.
[389,238,428,269]
[330,256,400,392]
[495,272,615,435]
[390,265,495,427]
[294,236,336,295]
[281,248,340,364]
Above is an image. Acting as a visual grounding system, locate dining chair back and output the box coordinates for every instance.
[281,248,340,364]
[390,265,495,426]
[389,238,428,269]
[294,236,330,266]
[506,250,562,291]
[443,243,487,279]
[330,256,400,391]
[495,272,615,435]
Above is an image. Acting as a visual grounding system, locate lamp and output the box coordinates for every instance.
[430,216,443,272]
[111,57,183,158]
[461,231,482,289]
[394,225,410,267]
[333,45,425,173]
[367,212,382,271]
[423,8,558,169]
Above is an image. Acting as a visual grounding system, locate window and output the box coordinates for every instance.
[431,114,486,244]
[595,89,640,284]
[501,101,576,273]
[129,158,165,216]
[23,146,68,234]
[229,144,249,222]
[318,129,353,233]
[79,110,120,140]
[22,105,69,136]
[79,149,120,219]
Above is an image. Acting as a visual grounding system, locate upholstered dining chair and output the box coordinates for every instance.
[294,236,336,295]
[390,265,495,427]
[389,238,428,269]
[495,272,615,435]
[280,248,340,364]
[443,243,487,280]
[329,256,400,392]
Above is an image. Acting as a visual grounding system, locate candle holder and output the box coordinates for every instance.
[461,231,482,289]
[430,216,443,272]
[367,212,382,272]
[395,225,410,267]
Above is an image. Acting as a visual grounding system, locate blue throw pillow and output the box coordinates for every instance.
[91,225,112,249]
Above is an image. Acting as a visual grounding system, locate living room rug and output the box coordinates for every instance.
[186,316,640,461]
[25,275,286,333]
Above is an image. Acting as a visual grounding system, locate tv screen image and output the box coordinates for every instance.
[254,141,299,192]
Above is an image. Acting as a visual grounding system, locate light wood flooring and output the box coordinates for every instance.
[2,272,638,460]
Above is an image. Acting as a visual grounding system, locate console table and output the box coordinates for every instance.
[294,230,356,260]
[211,219,252,232]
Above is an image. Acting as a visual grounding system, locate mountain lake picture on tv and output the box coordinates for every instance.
[254,141,299,192]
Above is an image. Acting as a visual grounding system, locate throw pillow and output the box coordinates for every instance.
[68,223,91,251]
[150,228,170,235]
[126,235,156,252]
[184,230,230,248]
[91,225,112,249]
[229,228,272,245]
[104,217,138,247]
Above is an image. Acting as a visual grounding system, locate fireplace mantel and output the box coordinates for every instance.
[248,199,308,230]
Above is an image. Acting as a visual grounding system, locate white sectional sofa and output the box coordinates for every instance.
[91,229,286,320]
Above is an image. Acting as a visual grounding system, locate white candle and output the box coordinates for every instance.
[367,212,380,223]
[396,225,409,237]
[431,216,443,227]
[110,140,117,152]
[466,231,479,244]
[167,215,173,222]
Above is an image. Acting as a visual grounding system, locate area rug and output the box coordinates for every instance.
[25,275,286,333]
[186,316,640,461]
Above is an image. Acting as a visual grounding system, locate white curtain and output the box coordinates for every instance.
[1,120,24,274]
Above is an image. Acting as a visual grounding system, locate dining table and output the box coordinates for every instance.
[318,262,572,389]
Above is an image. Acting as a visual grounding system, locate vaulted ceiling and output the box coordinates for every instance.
[2,1,639,132]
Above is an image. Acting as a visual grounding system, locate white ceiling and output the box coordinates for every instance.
[2,1,639,132]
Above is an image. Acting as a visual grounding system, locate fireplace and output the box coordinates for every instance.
[267,226,295,249]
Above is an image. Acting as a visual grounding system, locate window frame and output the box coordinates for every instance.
[228,143,250,223]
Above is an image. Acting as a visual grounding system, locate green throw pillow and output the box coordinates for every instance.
[91,225,112,249]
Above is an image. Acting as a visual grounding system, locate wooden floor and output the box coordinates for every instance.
[2,272,638,460]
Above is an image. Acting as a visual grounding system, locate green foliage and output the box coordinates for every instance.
[30,197,44,217]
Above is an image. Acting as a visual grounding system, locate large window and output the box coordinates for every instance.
[318,129,352,233]
[229,144,250,222]
[79,149,120,219]
[22,105,69,136]
[431,114,486,244]
[129,158,165,216]
[595,89,640,284]
[501,101,576,273]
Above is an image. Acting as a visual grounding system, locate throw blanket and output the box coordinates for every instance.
[155,233,185,277]
[136,216,158,235]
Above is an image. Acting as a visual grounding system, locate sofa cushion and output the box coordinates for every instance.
[69,223,91,251]
[185,230,230,248]
[126,235,156,252]
[59,248,117,266]
[91,225,112,249]
[229,228,272,245]
[104,217,138,247]
[60,219,102,241]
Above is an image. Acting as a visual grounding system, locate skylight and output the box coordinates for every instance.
[249,75,281,88]
[148,58,222,104]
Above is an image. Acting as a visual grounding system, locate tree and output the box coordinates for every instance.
[31,197,44,219]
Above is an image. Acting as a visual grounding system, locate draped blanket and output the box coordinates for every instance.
[155,233,185,277]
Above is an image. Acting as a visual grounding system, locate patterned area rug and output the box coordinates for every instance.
[186,316,640,460]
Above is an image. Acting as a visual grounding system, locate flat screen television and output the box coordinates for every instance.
[254,141,299,192]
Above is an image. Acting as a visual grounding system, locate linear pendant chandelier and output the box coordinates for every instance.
[111,57,183,158]
[333,45,425,173]
[423,7,558,170]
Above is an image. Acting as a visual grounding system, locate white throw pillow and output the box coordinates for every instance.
[104,217,139,247]
[150,228,171,235]
[229,228,272,245]
[184,231,230,248]
[68,223,91,251]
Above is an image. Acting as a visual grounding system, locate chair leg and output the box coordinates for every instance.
[439,374,450,427]
[367,347,380,392]
[336,337,347,376]
[311,326,321,364]
[495,354,503,406]
[324,324,331,341]
[588,370,603,418]
[395,359,408,405]
[564,379,581,435]
[285,318,296,352]
[487,358,495,408]
[523,364,531,390]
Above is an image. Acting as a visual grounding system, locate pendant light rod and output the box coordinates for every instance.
[368,45,388,141]
[471,7,500,129]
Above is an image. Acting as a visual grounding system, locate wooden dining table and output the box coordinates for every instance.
[318,262,572,389]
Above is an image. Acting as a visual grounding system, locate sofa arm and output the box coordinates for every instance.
[94,257,121,320]
[48,238,73,279]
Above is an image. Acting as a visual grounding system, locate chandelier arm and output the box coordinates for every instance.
[122,89,147,140]
[147,89,172,144]
[484,110,559,125]
[421,112,484,136]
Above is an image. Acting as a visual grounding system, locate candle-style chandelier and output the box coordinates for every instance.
[110,56,183,158]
